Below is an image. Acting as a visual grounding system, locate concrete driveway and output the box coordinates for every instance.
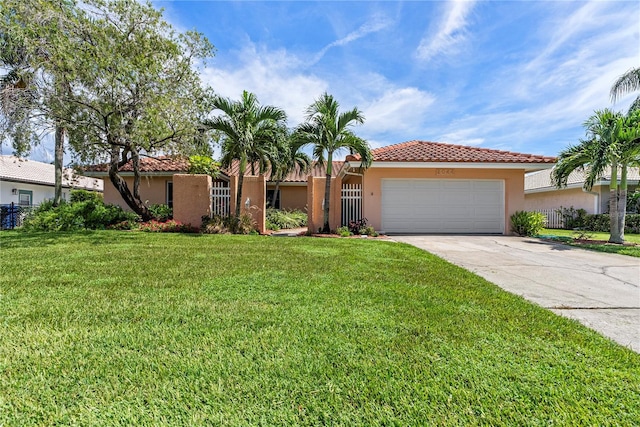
[392,235,640,352]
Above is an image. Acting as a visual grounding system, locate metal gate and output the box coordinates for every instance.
[211,182,230,216]
[341,183,362,226]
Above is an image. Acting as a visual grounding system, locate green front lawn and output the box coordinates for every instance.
[539,228,640,257]
[1,231,639,425]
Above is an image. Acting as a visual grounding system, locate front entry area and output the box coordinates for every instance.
[381,179,505,234]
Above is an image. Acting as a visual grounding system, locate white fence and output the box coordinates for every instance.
[211,182,230,217]
[341,183,362,226]
[535,208,564,229]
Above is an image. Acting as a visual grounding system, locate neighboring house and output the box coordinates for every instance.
[343,141,555,234]
[525,167,640,214]
[0,155,103,206]
[81,141,556,234]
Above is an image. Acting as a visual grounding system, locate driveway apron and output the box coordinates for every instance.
[392,235,640,352]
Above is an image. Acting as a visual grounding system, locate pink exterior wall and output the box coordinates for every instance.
[361,167,525,235]
[306,176,341,233]
[525,187,600,214]
[230,175,266,234]
[173,174,212,229]
[102,175,171,210]
[277,185,307,211]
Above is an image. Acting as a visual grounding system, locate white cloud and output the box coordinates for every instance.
[361,87,436,135]
[310,14,393,65]
[200,43,328,125]
[415,0,476,61]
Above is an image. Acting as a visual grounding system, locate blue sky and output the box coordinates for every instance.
[18,0,640,161]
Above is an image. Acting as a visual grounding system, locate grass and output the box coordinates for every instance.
[1,231,639,425]
[539,228,640,257]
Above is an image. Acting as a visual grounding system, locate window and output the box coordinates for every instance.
[266,189,280,209]
[18,190,33,206]
[166,181,173,208]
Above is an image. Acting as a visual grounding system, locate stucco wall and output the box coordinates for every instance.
[307,176,341,233]
[273,184,307,211]
[525,187,600,214]
[173,174,211,229]
[0,181,74,205]
[102,176,171,210]
[361,167,525,234]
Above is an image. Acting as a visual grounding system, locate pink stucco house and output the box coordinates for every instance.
[83,140,556,234]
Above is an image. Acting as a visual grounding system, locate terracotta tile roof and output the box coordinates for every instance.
[83,155,189,173]
[347,140,557,164]
[226,160,344,182]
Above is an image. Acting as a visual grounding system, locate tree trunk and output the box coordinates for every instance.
[608,164,622,244]
[53,122,64,206]
[618,165,628,242]
[271,180,281,208]
[235,173,245,218]
[108,148,152,221]
[322,152,333,233]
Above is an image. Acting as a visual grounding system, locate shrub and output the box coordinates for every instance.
[627,190,640,213]
[21,196,139,232]
[69,189,102,203]
[556,206,588,229]
[582,214,640,234]
[138,220,196,233]
[336,226,352,237]
[347,218,368,235]
[188,155,220,176]
[510,211,546,236]
[148,204,173,221]
[201,213,256,235]
[265,208,307,231]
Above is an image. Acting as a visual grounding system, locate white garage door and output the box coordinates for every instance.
[381,179,505,234]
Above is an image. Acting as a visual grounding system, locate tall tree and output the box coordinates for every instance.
[203,91,286,218]
[0,0,75,206]
[269,127,311,208]
[611,67,640,113]
[1,0,214,220]
[552,109,640,243]
[296,92,372,233]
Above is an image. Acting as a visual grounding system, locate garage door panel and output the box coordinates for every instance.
[381,179,504,234]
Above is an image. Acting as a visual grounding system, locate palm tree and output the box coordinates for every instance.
[611,67,640,113]
[552,109,640,243]
[269,127,311,208]
[203,91,286,218]
[296,92,372,233]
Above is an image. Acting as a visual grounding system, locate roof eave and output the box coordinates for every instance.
[347,161,555,170]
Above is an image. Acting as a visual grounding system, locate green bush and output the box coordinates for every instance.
[583,214,640,234]
[336,226,352,237]
[201,213,256,235]
[69,189,103,203]
[188,155,220,176]
[556,206,588,229]
[265,208,307,231]
[510,211,546,236]
[148,204,173,221]
[22,195,139,232]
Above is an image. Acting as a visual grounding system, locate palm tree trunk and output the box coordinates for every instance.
[322,153,333,233]
[608,164,622,244]
[618,165,628,242]
[236,173,245,218]
[271,180,281,208]
[53,122,64,206]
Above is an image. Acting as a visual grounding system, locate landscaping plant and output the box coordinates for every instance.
[510,211,546,236]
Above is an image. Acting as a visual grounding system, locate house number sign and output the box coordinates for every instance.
[436,168,455,176]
